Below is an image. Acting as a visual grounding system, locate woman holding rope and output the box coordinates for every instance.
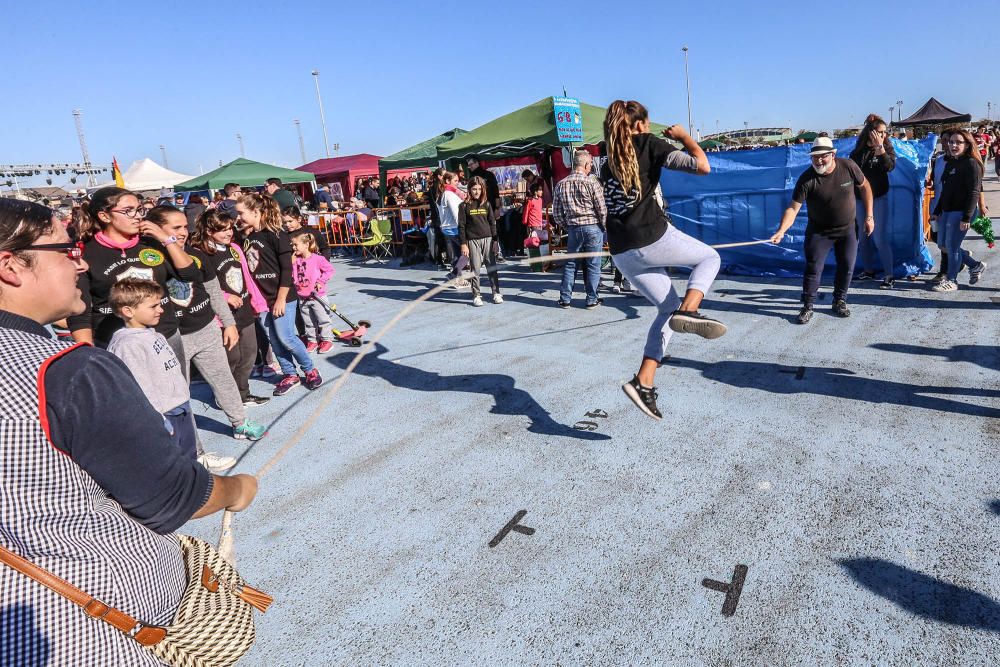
[600,100,726,420]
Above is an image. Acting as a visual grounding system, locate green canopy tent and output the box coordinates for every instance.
[698,139,726,150]
[435,97,671,161]
[794,131,819,142]
[378,128,467,202]
[174,158,317,192]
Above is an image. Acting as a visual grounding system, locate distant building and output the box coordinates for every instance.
[703,127,794,143]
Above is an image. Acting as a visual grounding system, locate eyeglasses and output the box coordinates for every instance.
[811,152,834,161]
[18,241,85,260]
[947,139,966,145]
[110,206,147,218]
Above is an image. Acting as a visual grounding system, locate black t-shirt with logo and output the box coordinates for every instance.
[791,158,866,237]
[67,239,203,347]
[206,244,255,329]
[170,247,217,336]
[245,229,296,306]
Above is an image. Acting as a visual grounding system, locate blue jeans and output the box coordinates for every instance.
[938,210,979,281]
[855,195,893,276]
[559,224,604,305]
[259,300,314,375]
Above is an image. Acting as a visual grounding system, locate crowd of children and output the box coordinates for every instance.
[67,186,337,471]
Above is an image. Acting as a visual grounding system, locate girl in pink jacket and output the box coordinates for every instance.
[292,233,335,353]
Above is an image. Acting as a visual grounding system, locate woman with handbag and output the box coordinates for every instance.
[0,198,263,666]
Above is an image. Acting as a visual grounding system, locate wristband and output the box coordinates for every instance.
[162,235,178,246]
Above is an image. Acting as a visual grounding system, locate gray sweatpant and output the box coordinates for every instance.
[182,323,246,427]
[300,296,334,342]
[466,237,500,298]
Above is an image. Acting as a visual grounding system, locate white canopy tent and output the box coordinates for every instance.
[91,158,193,193]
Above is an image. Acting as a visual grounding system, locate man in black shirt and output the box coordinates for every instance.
[265,177,297,211]
[771,137,873,324]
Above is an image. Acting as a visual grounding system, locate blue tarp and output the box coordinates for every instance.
[661,137,936,277]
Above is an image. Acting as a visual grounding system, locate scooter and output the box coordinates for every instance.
[316,295,371,347]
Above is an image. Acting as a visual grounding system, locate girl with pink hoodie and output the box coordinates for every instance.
[292,233,336,353]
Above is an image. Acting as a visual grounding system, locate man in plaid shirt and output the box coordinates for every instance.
[555,150,607,308]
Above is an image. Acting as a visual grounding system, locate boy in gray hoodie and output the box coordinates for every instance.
[107,278,196,458]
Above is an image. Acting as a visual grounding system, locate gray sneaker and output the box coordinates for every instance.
[969,261,987,285]
[668,310,727,339]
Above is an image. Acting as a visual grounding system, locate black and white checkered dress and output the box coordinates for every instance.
[0,328,186,666]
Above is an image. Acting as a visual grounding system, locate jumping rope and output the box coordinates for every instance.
[217,236,780,561]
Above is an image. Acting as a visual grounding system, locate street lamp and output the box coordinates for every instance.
[159,145,169,169]
[889,106,894,125]
[236,133,245,157]
[681,46,693,136]
[311,69,331,158]
[294,119,307,164]
[896,100,903,122]
[988,101,993,121]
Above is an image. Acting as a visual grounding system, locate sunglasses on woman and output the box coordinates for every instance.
[19,241,85,260]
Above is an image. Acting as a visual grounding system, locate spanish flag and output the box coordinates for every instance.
[112,157,125,188]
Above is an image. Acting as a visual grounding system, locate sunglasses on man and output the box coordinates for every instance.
[17,241,85,260]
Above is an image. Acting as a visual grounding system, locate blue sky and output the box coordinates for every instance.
[3,0,996,186]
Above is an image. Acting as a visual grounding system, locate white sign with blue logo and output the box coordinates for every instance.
[553,97,583,143]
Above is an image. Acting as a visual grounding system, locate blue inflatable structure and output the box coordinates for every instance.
[661,137,936,277]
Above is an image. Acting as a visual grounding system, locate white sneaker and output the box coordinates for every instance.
[611,284,622,294]
[931,279,958,292]
[197,452,237,472]
[472,296,484,307]
[492,293,504,304]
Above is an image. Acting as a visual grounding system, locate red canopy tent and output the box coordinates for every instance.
[296,154,381,201]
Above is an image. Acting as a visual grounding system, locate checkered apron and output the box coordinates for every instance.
[0,328,186,666]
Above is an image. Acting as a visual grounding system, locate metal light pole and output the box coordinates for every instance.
[311,70,331,158]
[896,100,903,123]
[889,107,894,125]
[159,145,169,168]
[293,119,307,164]
[236,133,245,157]
[681,46,693,136]
[72,109,96,187]
[988,101,992,121]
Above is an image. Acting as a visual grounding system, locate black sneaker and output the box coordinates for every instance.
[879,277,895,290]
[929,272,946,285]
[585,298,604,310]
[668,310,727,339]
[796,306,813,324]
[243,394,271,407]
[557,300,571,309]
[854,271,875,281]
[622,375,662,420]
[969,261,987,285]
[832,299,851,317]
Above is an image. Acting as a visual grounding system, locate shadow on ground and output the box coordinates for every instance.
[988,500,1000,516]
[670,358,1000,418]
[326,343,610,441]
[839,558,1000,632]
[870,343,1000,373]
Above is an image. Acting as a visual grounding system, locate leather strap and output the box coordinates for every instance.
[0,544,167,646]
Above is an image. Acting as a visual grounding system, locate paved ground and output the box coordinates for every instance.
[185,180,999,666]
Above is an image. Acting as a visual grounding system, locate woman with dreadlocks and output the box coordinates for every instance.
[600,100,725,420]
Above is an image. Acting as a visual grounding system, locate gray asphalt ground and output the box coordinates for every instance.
[185,179,999,666]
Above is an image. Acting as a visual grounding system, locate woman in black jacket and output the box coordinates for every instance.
[849,114,897,288]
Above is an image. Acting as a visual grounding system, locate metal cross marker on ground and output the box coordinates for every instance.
[702,564,748,617]
[489,510,535,548]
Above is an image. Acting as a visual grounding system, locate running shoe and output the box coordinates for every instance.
[233,419,267,441]
[273,374,301,396]
[611,283,622,294]
[929,272,946,285]
[317,340,334,353]
[303,368,323,390]
[854,271,876,281]
[969,261,987,285]
[668,310,727,339]
[305,341,318,353]
[243,394,271,407]
[832,299,851,317]
[585,299,603,310]
[622,375,662,420]
[473,296,484,307]
[796,306,814,324]
[197,452,237,473]
[932,279,958,292]
[879,277,895,290]
[262,364,280,379]
[492,293,504,304]
[557,300,571,309]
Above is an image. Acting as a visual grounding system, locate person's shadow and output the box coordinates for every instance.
[670,358,1000,418]
[839,558,1000,632]
[326,343,610,441]
[1,604,51,666]
[870,342,1000,374]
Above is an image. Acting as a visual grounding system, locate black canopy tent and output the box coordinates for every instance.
[897,97,972,126]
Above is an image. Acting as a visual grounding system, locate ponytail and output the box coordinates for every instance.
[80,186,135,241]
[238,192,283,233]
[603,100,647,199]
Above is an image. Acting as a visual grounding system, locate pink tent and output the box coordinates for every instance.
[297,154,382,200]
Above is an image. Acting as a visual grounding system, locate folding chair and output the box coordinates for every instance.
[360,217,393,263]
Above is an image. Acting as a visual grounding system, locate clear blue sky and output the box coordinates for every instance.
[3,0,996,185]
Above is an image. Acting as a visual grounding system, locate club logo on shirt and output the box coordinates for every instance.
[246,247,260,272]
[224,266,244,294]
[229,247,241,262]
[188,254,202,269]
[139,248,164,266]
[116,266,155,283]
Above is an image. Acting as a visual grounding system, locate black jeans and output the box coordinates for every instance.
[802,227,857,306]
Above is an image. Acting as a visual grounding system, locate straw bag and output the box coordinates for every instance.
[0,535,272,667]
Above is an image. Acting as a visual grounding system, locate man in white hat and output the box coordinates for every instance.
[771,136,874,324]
